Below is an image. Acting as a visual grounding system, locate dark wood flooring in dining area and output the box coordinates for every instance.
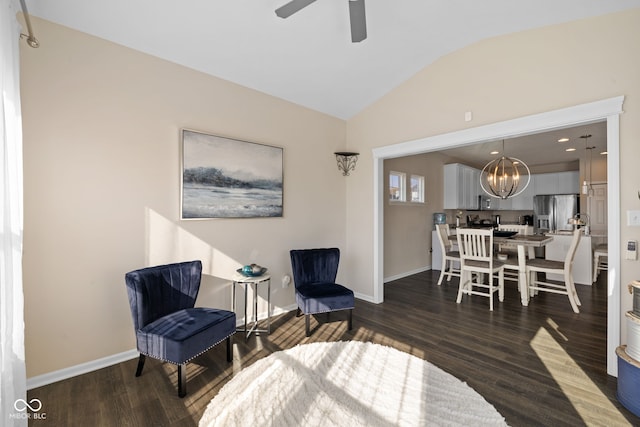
[28,271,640,426]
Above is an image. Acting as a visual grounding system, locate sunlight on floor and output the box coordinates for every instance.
[531,325,630,425]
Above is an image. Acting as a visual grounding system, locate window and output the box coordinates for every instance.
[389,171,406,202]
[410,175,425,203]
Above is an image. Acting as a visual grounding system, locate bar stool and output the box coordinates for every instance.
[593,244,608,283]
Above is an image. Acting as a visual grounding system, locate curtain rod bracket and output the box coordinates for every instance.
[19,0,40,48]
[20,33,39,48]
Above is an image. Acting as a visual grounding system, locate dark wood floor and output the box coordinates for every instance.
[29,271,640,426]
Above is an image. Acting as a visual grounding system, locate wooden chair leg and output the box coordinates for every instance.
[565,270,580,313]
[348,309,353,331]
[305,314,310,337]
[178,364,187,398]
[456,271,467,304]
[135,354,146,377]
[437,258,447,285]
[226,336,233,362]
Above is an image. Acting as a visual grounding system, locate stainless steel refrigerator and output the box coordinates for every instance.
[533,194,580,234]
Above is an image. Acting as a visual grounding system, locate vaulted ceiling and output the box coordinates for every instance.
[25,1,640,120]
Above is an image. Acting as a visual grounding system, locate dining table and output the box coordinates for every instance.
[492,233,554,306]
[449,231,554,306]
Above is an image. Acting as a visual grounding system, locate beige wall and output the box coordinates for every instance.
[20,19,346,377]
[383,153,448,279]
[20,10,640,379]
[345,10,640,323]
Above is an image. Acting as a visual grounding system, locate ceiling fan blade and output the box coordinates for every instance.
[348,0,367,42]
[275,0,317,18]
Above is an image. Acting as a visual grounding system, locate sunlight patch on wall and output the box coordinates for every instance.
[145,207,242,279]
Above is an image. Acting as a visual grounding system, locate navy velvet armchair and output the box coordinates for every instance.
[290,248,354,337]
[125,260,235,397]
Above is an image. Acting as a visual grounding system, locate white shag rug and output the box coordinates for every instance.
[199,341,508,427]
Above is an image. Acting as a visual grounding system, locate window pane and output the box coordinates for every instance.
[411,175,424,203]
[389,172,405,201]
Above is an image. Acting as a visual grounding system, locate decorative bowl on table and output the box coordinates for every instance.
[497,253,508,261]
[238,264,267,277]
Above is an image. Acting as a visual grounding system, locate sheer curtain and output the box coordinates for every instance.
[1,0,27,426]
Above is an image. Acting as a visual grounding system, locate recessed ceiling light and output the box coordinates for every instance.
[565,147,576,152]
[558,138,569,142]
[490,150,499,155]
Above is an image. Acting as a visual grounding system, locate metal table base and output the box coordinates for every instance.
[232,274,271,340]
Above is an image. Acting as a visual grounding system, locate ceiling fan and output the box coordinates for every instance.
[275,0,367,43]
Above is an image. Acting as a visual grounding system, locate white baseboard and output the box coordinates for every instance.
[27,349,139,390]
[27,298,387,390]
[383,266,431,283]
[354,292,376,303]
[27,304,300,390]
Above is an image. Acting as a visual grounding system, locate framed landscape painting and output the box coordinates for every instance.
[181,129,283,219]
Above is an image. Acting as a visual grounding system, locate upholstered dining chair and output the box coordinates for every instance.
[435,224,461,285]
[526,229,582,313]
[125,260,236,397]
[290,248,354,337]
[456,228,505,311]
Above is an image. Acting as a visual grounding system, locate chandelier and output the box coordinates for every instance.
[480,140,531,199]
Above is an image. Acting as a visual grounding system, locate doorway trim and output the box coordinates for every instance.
[372,96,624,375]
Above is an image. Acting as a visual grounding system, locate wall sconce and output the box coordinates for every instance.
[334,152,359,176]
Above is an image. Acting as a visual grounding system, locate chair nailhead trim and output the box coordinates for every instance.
[138,332,235,365]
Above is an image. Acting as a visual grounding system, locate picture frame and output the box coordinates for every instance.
[181,129,283,219]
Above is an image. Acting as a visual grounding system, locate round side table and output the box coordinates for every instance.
[232,271,271,340]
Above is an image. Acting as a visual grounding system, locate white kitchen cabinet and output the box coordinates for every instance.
[444,164,580,210]
[556,171,580,194]
[444,163,480,210]
[534,171,579,195]
[534,172,558,195]
[544,232,592,285]
[492,196,510,210]
[487,174,535,210]
[509,174,536,210]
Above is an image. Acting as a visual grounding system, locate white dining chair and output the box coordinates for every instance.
[496,224,533,284]
[435,224,461,285]
[526,228,582,313]
[592,243,608,283]
[456,228,505,311]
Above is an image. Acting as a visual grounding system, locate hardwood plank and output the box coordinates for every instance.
[27,271,640,426]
